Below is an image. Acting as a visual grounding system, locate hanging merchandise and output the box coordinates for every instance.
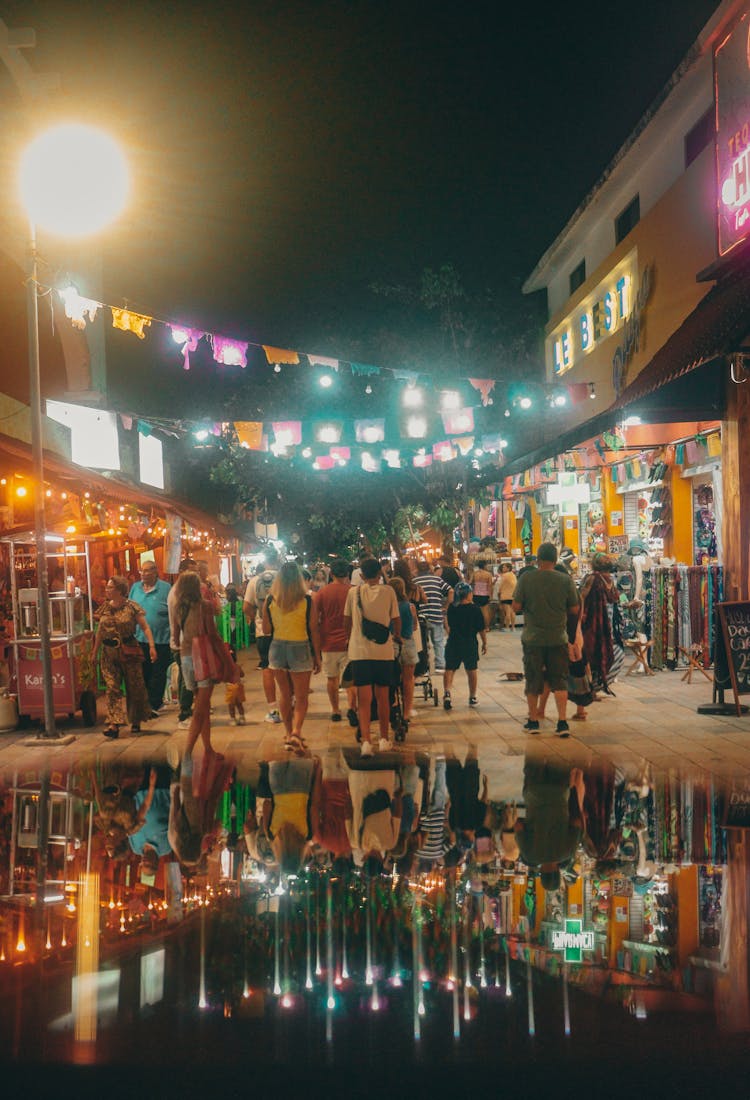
[646,564,723,670]
[693,483,717,563]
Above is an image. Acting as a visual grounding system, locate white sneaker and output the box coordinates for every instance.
[265,709,282,724]
[408,709,419,719]
[378,738,392,752]
[360,741,374,757]
[166,743,180,771]
[177,718,191,730]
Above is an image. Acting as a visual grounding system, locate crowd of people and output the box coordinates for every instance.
[83,541,662,913]
[89,540,636,758]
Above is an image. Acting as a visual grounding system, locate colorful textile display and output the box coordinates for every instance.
[646,565,723,669]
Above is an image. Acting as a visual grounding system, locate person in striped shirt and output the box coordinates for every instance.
[413,561,453,671]
[415,755,452,865]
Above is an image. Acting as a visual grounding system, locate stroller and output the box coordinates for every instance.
[414,612,438,707]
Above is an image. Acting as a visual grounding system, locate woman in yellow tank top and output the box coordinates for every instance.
[263,562,321,751]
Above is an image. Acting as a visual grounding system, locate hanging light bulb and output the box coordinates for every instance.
[365,384,372,395]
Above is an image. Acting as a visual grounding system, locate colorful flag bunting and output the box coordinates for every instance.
[468,378,496,405]
[170,325,204,370]
[441,408,474,435]
[234,422,264,450]
[211,335,248,368]
[262,346,300,366]
[59,286,100,329]
[272,421,302,447]
[111,307,152,339]
[350,362,381,376]
[308,354,339,370]
[354,419,385,443]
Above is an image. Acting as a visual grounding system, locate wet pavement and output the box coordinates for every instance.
[0,627,749,1095]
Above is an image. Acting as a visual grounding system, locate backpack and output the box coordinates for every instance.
[254,570,275,616]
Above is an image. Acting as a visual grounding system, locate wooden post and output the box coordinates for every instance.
[722,380,750,601]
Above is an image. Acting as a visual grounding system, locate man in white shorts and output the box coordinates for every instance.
[313,558,357,723]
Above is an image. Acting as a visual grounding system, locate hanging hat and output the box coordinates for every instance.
[628,537,648,555]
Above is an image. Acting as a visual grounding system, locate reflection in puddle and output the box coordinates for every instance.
[0,743,748,1074]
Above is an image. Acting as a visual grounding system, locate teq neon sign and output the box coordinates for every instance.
[550,919,595,963]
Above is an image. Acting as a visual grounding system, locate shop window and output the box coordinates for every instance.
[569,259,586,295]
[684,108,714,169]
[615,194,640,245]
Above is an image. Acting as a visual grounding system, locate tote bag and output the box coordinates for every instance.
[191,604,241,684]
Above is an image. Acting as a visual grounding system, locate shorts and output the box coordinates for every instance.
[269,640,313,673]
[321,650,348,679]
[473,595,490,607]
[444,639,479,672]
[256,635,272,669]
[180,654,212,692]
[398,637,418,666]
[522,643,569,694]
[350,659,397,688]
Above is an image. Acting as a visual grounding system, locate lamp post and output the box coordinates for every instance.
[18,123,128,739]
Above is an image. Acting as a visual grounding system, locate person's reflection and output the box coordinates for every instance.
[514,752,586,891]
[93,762,172,880]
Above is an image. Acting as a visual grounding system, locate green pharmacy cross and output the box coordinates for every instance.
[550,919,595,963]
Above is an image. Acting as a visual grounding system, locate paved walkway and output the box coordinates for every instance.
[1,628,748,798]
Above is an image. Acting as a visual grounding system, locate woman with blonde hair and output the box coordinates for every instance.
[262,561,321,751]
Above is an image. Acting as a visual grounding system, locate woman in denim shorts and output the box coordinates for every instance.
[263,562,321,751]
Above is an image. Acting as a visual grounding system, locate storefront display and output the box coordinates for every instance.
[647,564,723,670]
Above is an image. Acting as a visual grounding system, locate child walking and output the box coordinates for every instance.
[443,582,487,709]
[225,646,246,725]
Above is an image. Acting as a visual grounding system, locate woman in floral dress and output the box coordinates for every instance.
[93,575,156,738]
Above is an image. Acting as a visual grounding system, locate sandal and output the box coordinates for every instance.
[284,735,307,753]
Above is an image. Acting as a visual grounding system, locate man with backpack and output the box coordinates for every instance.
[243,547,281,723]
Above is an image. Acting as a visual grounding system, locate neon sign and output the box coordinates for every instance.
[548,253,637,375]
[715,14,750,257]
[550,919,595,963]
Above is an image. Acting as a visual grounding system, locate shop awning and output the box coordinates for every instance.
[612,262,750,410]
[0,431,242,541]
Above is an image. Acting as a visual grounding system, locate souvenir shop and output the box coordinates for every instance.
[487,417,724,670]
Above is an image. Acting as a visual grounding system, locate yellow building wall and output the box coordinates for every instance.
[566,876,584,919]
[602,470,623,542]
[669,466,694,565]
[609,895,631,962]
[542,143,717,427]
[675,865,699,966]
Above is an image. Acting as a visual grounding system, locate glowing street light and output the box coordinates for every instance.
[19,123,129,740]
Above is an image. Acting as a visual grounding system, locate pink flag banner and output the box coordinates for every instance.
[170,325,204,370]
[212,335,248,368]
[272,421,302,446]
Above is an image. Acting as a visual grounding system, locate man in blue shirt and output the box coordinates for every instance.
[129,560,172,716]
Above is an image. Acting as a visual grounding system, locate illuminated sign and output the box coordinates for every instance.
[548,253,636,375]
[715,13,750,256]
[550,919,595,963]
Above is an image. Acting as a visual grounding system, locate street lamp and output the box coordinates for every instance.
[18,123,128,739]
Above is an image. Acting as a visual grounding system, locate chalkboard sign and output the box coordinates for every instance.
[723,778,750,829]
[716,602,750,715]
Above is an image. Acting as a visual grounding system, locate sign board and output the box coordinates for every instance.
[550,918,594,963]
[724,778,750,829]
[715,601,750,714]
[715,12,750,257]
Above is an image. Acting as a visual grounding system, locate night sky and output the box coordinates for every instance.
[1,0,723,405]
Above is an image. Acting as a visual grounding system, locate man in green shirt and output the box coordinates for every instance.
[513,542,579,735]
